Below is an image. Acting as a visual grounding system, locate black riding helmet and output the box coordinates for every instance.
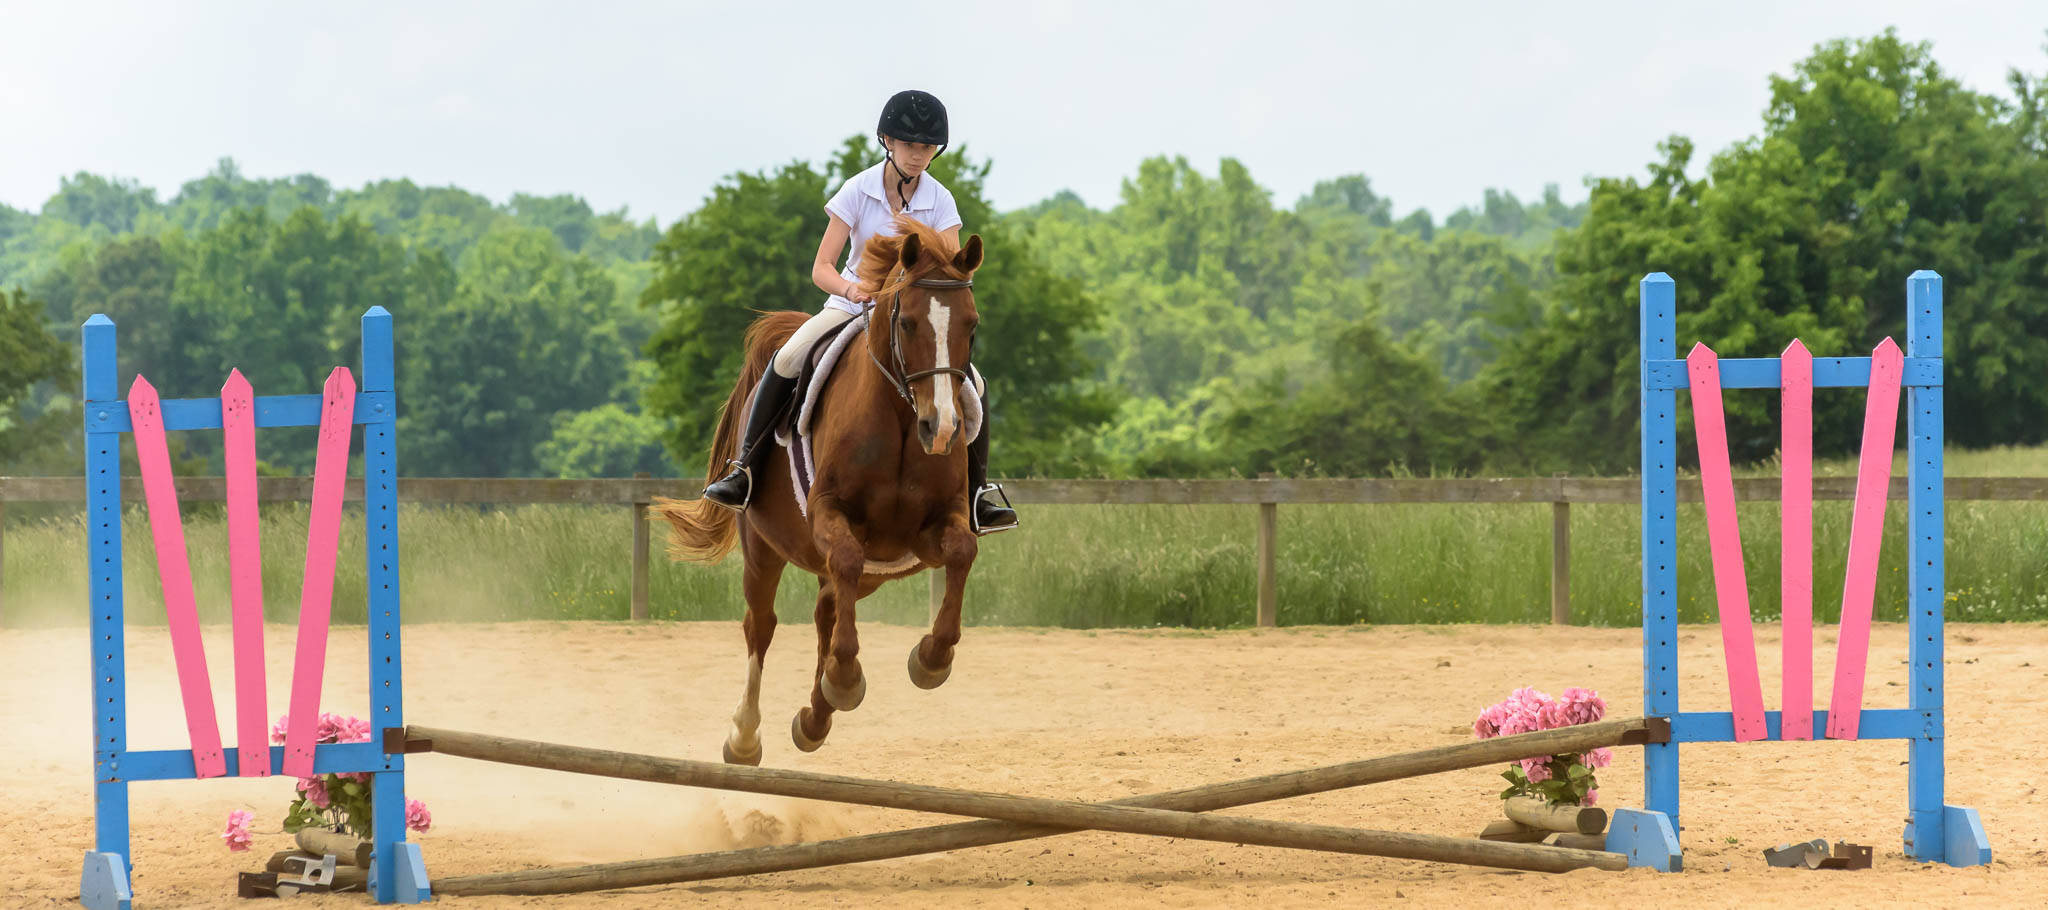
[877,90,948,211]
[877,89,948,153]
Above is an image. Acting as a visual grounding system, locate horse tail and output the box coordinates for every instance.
[650,311,809,565]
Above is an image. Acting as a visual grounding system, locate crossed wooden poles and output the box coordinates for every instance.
[388,717,1668,896]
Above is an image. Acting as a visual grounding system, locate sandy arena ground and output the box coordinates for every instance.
[3,619,2043,909]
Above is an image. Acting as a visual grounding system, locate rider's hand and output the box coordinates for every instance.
[843,282,873,304]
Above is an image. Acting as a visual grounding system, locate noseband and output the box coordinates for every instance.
[865,275,972,411]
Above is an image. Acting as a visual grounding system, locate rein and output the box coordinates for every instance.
[865,275,972,410]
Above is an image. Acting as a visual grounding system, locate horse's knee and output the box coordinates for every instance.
[939,523,977,566]
[825,549,864,591]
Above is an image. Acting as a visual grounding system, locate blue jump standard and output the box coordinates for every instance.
[1629,271,1990,871]
[78,308,429,908]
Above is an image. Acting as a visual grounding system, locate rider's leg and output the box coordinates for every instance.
[966,369,1018,534]
[772,306,858,379]
[702,306,858,509]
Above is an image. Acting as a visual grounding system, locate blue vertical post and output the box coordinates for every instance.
[1901,272,1989,865]
[360,307,426,901]
[81,315,134,909]
[1639,274,1681,835]
[1903,271,1945,861]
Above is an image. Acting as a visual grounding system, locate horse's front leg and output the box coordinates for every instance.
[812,504,867,712]
[909,515,976,689]
[724,531,783,765]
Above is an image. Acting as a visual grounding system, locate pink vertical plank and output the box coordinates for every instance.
[1785,340,1818,737]
[1780,342,1815,741]
[281,368,355,778]
[222,370,270,777]
[1826,338,1904,740]
[1686,344,1769,743]
[128,376,227,778]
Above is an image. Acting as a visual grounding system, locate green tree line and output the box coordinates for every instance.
[2,31,2044,482]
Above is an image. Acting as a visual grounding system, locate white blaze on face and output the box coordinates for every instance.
[927,295,959,444]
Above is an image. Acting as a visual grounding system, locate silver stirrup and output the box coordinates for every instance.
[971,483,1019,536]
[703,459,755,512]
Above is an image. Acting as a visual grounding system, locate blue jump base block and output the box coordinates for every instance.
[1633,271,1989,871]
[79,307,428,908]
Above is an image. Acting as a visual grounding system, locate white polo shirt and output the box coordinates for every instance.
[821,161,964,314]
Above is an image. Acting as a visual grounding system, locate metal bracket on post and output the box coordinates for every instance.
[366,842,431,903]
[80,852,131,910]
[1607,809,1681,872]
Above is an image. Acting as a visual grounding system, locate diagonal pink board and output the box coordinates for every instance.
[129,376,227,778]
[282,368,355,778]
[1826,338,1904,740]
[1780,341,1815,741]
[223,370,270,777]
[1686,344,1769,743]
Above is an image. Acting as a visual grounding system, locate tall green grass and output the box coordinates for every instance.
[5,446,2046,629]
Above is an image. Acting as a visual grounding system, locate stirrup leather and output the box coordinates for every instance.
[971,482,1019,535]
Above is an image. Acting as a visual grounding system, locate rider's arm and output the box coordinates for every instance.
[813,215,872,303]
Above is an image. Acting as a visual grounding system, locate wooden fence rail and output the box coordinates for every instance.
[6,475,2047,625]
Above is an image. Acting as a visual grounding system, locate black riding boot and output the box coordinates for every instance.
[701,369,801,510]
[967,397,1018,535]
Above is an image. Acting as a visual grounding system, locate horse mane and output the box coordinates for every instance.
[853,214,972,299]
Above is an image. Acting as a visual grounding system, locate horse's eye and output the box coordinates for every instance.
[899,319,916,333]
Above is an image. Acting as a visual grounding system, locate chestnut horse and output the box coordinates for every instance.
[652,216,984,764]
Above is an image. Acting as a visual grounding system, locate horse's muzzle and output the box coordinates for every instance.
[917,411,959,455]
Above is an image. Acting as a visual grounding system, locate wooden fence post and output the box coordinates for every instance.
[1551,490,1571,625]
[631,472,650,622]
[1257,473,1278,628]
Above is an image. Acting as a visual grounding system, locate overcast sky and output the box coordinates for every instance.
[2,1,2042,226]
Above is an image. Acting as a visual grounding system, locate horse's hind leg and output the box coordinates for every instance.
[724,530,783,766]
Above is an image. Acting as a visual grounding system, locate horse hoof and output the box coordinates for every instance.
[821,666,867,712]
[792,709,831,753]
[907,642,952,690]
[723,736,763,766]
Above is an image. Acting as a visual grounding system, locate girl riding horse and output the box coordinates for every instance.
[699,89,1016,535]
[655,90,1012,762]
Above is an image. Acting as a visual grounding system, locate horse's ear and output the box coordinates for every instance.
[899,231,922,270]
[953,234,983,273]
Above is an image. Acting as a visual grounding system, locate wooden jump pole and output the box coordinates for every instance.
[407,717,1660,895]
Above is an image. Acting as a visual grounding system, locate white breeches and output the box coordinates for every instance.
[772,307,858,377]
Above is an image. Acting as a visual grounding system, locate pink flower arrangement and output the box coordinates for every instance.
[221,810,254,853]
[226,712,431,852]
[295,776,333,810]
[1473,686,1608,806]
[271,712,374,745]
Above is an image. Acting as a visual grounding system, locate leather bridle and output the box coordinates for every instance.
[865,275,972,411]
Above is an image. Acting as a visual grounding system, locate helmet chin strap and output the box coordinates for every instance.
[885,149,916,213]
